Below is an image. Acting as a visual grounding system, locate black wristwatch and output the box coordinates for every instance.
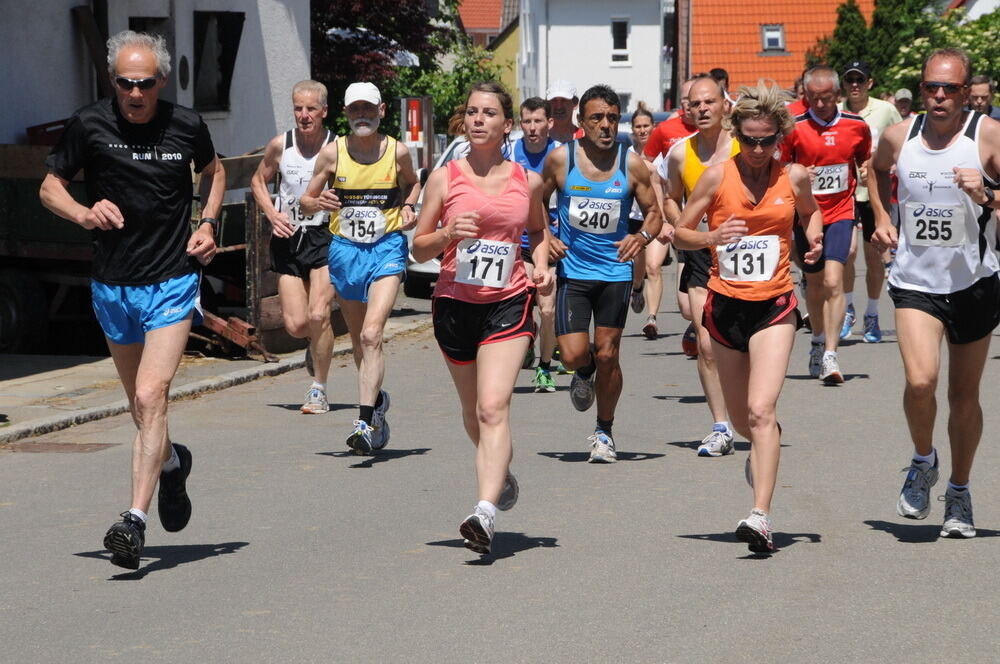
[402,203,416,211]
[980,188,995,206]
[199,217,219,235]
[639,229,653,245]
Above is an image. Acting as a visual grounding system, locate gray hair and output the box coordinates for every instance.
[803,65,839,91]
[107,30,171,78]
[292,80,329,106]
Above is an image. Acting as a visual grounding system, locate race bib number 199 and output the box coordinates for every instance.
[568,197,621,235]
[456,238,516,289]
[903,202,965,247]
[717,235,780,282]
[811,163,849,195]
[339,206,387,243]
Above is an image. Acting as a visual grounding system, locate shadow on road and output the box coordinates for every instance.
[426,532,559,565]
[654,395,707,403]
[267,402,355,413]
[677,531,821,557]
[786,373,870,382]
[863,519,1000,543]
[537,451,665,462]
[317,448,430,468]
[666,440,784,451]
[75,541,249,580]
[512,386,569,394]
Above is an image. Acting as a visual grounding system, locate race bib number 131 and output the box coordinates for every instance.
[717,235,780,282]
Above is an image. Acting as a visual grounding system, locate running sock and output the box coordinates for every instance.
[162,445,180,472]
[811,333,825,345]
[576,352,597,379]
[948,481,969,492]
[596,418,614,437]
[477,500,497,518]
[823,350,837,361]
[845,292,854,308]
[865,300,879,317]
[913,449,937,466]
[359,405,375,425]
[538,360,552,371]
[713,421,731,434]
[128,508,147,523]
[311,381,325,391]
[374,391,384,409]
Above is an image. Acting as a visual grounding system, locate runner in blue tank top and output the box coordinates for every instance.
[542,85,662,462]
[512,97,562,392]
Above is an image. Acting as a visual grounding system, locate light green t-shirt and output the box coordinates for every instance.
[839,97,902,202]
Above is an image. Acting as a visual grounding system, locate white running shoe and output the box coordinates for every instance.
[301,386,329,414]
[736,508,774,553]
[345,420,376,456]
[497,473,519,511]
[697,427,735,457]
[371,390,391,450]
[940,487,976,538]
[569,371,596,411]
[896,456,939,519]
[808,342,823,378]
[819,354,844,384]
[588,431,617,463]
[459,506,495,554]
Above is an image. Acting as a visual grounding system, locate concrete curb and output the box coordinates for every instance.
[0,319,432,446]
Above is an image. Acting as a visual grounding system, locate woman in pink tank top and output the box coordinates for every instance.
[412,82,553,556]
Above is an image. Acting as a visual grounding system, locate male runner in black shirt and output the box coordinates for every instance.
[40,30,225,570]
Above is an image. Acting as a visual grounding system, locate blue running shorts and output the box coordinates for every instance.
[328,232,407,303]
[91,272,202,345]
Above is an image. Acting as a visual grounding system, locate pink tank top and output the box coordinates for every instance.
[434,160,531,303]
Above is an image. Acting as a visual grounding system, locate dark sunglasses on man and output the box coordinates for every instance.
[920,81,966,96]
[114,75,159,91]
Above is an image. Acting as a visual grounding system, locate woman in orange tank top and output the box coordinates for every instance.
[412,82,552,556]
[674,82,824,555]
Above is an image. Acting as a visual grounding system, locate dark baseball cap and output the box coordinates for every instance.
[843,60,872,79]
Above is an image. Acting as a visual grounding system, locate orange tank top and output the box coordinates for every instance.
[434,160,531,303]
[706,159,796,301]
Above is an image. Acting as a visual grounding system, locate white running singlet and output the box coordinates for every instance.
[890,112,999,294]
[277,129,332,229]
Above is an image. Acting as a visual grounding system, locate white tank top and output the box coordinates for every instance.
[891,112,998,294]
[277,129,331,229]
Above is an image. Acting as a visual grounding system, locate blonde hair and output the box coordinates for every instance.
[292,80,328,106]
[723,80,795,138]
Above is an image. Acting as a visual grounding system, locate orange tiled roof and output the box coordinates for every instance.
[459,0,503,31]
[690,0,876,90]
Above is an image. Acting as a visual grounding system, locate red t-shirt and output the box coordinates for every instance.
[644,113,697,160]
[787,99,808,116]
[780,110,871,224]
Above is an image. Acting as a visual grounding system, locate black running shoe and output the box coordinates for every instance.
[103,512,146,570]
[158,443,192,532]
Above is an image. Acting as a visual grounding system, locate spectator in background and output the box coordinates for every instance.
[968,75,1000,120]
[894,88,914,118]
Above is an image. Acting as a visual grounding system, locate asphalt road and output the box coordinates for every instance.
[3,276,1000,662]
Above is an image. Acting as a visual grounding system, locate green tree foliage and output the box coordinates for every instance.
[866,0,935,77]
[825,0,869,73]
[882,9,1000,101]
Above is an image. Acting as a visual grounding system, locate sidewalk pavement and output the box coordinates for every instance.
[0,309,432,446]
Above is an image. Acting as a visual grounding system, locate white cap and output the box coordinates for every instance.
[344,82,381,106]
[546,79,577,100]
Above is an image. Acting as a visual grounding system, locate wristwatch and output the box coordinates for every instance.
[402,203,416,211]
[199,217,219,235]
[980,188,995,206]
[639,229,653,245]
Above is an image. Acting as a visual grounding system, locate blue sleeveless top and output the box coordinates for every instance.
[556,141,634,281]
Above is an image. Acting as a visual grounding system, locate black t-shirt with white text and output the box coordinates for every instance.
[46,98,216,285]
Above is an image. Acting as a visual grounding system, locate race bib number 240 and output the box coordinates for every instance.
[568,197,621,235]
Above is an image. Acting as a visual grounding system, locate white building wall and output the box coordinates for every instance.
[523,0,661,113]
[963,0,1000,20]
[0,0,309,155]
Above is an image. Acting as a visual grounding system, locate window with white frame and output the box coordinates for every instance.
[760,24,785,52]
[611,19,629,63]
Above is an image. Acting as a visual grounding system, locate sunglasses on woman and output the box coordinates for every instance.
[736,132,780,148]
[114,75,159,91]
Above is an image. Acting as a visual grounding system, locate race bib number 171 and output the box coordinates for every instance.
[456,238,516,289]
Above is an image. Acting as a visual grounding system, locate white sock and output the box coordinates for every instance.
[713,421,731,433]
[128,508,147,523]
[913,449,936,466]
[823,350,837,361]
[311,381,325,391]
[948,481,969,491]
[845,292,854,308]
[865,300,879,317]
[811,333,825,345]
[162,445,180,472]
[477,500,497,518]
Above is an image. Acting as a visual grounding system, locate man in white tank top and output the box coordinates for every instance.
[870,48,1000,539]
[251,80,336,414]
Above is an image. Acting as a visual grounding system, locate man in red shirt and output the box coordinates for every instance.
[781,65,871,384]
[643,77,698,161]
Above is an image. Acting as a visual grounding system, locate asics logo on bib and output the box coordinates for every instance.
[725,238,773,251]
[910,204,955,218]
[466,240,511,256]
[342,208,381,220]
[576,200,616,211]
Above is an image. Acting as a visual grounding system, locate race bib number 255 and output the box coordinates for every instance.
[903,202,966,247]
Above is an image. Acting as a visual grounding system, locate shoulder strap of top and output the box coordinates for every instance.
[617,142,629,175]
[566,140,576,175]
[284,130,294,150]
[907,114,924,141]
[964,111,981,141]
